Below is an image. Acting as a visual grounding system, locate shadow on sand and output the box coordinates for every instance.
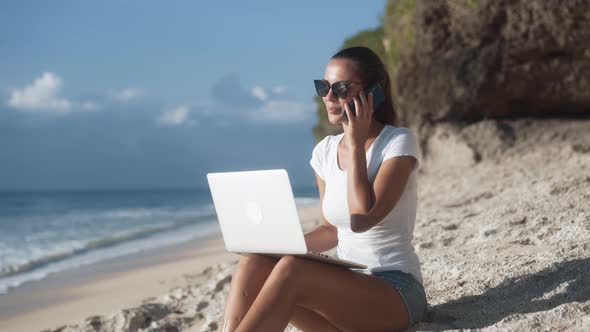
[418,257,590,330]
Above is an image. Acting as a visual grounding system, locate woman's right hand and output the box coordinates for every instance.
[343,91,374,150]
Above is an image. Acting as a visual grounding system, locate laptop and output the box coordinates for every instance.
[206,169,367,270]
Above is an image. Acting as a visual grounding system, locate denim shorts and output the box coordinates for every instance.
[371,270,427,326]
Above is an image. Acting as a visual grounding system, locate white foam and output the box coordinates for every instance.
[0,220,220,295]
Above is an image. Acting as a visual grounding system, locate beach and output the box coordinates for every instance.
[3,0,590,330]
[1,119,589,331]
[0,233,234,332]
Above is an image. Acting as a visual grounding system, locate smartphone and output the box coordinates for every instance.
[342,83,385,120]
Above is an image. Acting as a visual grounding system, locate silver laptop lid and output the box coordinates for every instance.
[206,169,308,255]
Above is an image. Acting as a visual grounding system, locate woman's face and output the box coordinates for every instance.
[322,58,363,124]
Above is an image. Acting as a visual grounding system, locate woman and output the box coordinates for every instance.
[221,46,427,332]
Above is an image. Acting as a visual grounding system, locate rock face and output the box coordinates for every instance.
[388,0,590,129]
[421,117,590,170]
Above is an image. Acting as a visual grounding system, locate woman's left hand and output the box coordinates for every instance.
[343,90,374,149]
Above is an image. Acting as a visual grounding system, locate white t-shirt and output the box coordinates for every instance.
[309,124,423,283]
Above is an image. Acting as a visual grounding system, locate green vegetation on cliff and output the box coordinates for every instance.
[383,0,416,82]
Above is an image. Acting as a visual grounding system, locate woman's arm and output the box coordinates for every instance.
[304,173,338,252]
[343,93,416,233]
[347,145,373,217]
[347,153,416,233]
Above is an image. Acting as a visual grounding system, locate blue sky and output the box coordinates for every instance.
[0,1,385,190]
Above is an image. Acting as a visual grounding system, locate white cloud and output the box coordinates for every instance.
[249,100,313,124]
[8,72,98,113]
[110,88,144,101]
[157,105,194,127]
[271,85,286,94]
[251,86,268,101]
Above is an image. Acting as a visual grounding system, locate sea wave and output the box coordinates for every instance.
[0,221,220,295]
[0,217,210,278]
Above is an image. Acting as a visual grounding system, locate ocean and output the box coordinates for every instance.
[0,187,319,295]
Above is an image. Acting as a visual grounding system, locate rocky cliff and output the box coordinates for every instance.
[313,0,590,165]
[391,0,590,124]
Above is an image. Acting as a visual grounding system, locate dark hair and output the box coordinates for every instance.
[331,46,397,126]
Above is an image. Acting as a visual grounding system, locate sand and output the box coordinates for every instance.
[2,118,589,331]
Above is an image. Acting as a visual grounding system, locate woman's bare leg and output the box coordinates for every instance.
[221,254,342,332]
[290,305,341,332]
[236,256,410,331]
[221,254,278,332]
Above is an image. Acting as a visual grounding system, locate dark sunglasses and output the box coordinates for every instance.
[314,80,355,99]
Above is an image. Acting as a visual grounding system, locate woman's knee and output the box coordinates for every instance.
[268,255,302,282]
[236,253,279,273]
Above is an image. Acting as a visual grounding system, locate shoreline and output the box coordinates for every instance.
[0,231,235,332]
